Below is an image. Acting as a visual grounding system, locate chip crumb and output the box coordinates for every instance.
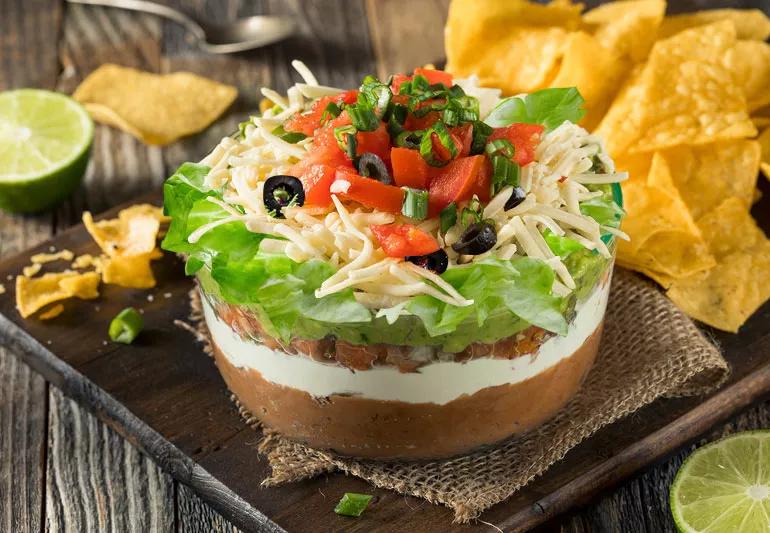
[6,275,12,281]
[147,294,154,302]
[48,246,56,253]
[164,292,171,298]
[31,249,75,264]
[22,263,42,277]
[71,253,97,269]
[0,283,5,295]
[39,304,65,320]
[102,340,108,346]
[46,340,52,345]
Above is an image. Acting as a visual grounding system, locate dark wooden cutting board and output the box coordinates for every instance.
[1,180,770,533]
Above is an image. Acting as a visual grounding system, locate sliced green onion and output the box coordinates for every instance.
[347,104,380,131]
[470,121,493,155]
[395,130,423,149]
[461,207,481,228]
[490,155,521,195]
[442,107,459,127]
[401,188,429,220]
[237,119,253,139]
[386,103,409,137]
[109,307,144,345]
[334,125,358,159]
[361,81,392,119]
[334,493,373,517]
[485,138,515,159]
[440,202,457,233]
[321,101,342,123]
[271,125,307,144]
[420,121,457,167]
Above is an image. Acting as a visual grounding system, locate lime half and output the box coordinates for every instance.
[0,89,93,213]
[671,430,770,532]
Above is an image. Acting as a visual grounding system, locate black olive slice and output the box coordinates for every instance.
[452,222,497,255]
[504,186,527,211]
[263,175,305,218]
[357,152,393,185]
[406,249,449,274]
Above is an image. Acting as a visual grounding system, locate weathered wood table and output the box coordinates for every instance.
[1,0,768,531]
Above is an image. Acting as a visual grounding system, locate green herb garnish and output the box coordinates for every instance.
[401,188,429,220]
[440,202,458,232]
[334,493,373,517]
[109,307,144,344]
[485,87,586,130]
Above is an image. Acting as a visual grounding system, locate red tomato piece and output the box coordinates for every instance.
[471,157,492,202]
[284,90,359,136]
[370,223,440,258]
[299,164,337,207]
[390,74,411,94]
[334,170,405,214]
[391,147,431,189]
[404,111,440,131]
[356,123,391,162]
[413,67,453,87]
[451,123,474,157]
[428,155,487,215]
[487,123,545,166]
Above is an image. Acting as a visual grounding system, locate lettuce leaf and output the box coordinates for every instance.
[162,161,612,352]
[485,88,586,130]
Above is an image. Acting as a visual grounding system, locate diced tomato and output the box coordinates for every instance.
[451,123,474,157]
[428,155,487,215]
[370,223,440,258]
[334,169,405,214]
[471,157,492,202]
[404,111,440,131]
[284,90,359,136]
[390,68,453,94]
[413,67,453,87]
[299,164,337,207]
[391,147,431,189]
[390,74,411,94]
[289,144,353,178]
[356,123,391,162]
[487,123,545,166]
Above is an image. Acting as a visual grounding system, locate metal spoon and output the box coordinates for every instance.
[67,0,296,54]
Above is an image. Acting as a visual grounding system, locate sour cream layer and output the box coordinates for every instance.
[203,279,609,405]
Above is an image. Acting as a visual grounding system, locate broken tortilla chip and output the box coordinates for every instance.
[73,64,237,145]
[723,40,770,112]
[757,127,770,180]
[582,0,665,63]
[667,198,770,332]
[445,0,581,95]
[39,304,65,320]
[83,204,165,258]
[597,21,755,155]
[658,141,760,219]
[100,254,157,289]
[16,271,100,318]
[658,8,770,41]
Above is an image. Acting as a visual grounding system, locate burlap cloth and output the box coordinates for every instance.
[183,267,729,523]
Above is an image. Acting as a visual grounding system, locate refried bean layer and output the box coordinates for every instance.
[212,322,603,460]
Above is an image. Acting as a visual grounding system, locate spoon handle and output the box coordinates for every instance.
[66,0,206,41]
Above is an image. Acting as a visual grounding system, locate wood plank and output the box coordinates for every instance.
[44,388,175,532]
[0,351,47,533]
[177,484,243,533]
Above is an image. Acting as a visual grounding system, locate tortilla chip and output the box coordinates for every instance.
[723,40,770,112]
[39,304,65,320]
[758,127,770,180]
[100,254,157,289]
[71,254,97,270]
[83,204,164,258]
[667,198,770,332]
[597,21,756,155]
[618,154,701,254]
[658,141,759,219]
[23,264,42,277]
[658,9,770,41]
[548,31,628,129]
[583,0,665,63]
[73,64,237,145]
[445,0,581,95]
[16,271,100,318]
[753,116,770,129]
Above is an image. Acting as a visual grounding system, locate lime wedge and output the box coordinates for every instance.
[670,430,770,533]
[0,89,93,213]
